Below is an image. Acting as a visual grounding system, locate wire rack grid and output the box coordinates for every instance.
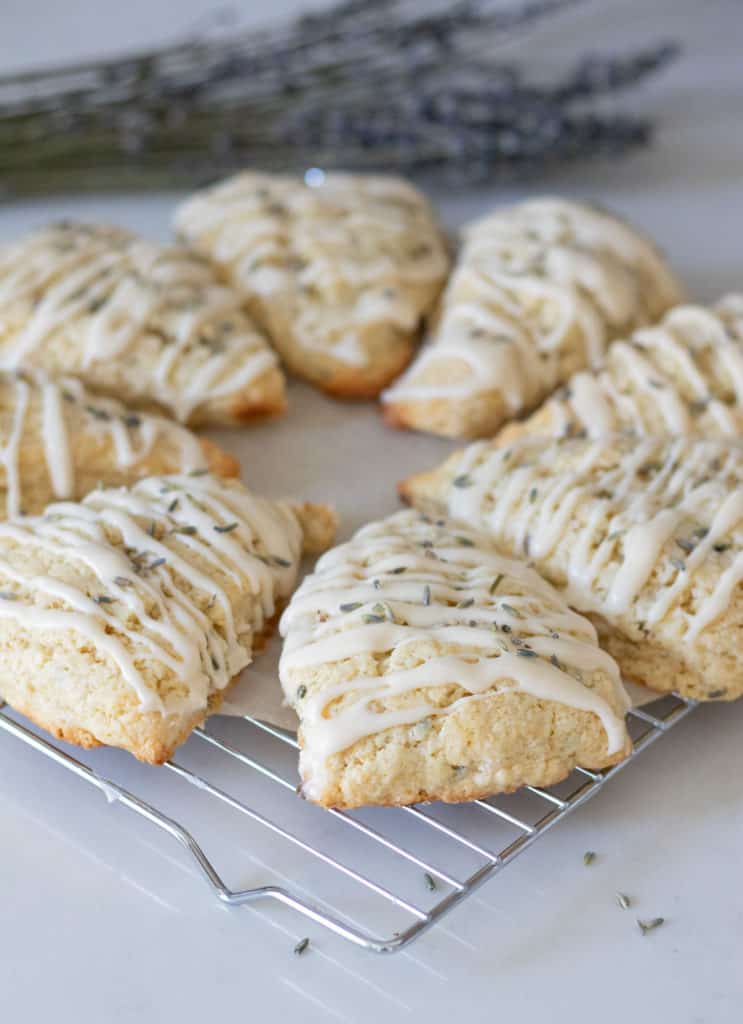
[0,693,696,954]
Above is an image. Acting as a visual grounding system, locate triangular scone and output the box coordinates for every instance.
[175,172,450,398]
[401,435,743,702]
[497,297,743,446]
[0,369,239,518]
[0,222,285,426]
[382,198,683,439]
[0,474,336,763]
[279,510,631,809]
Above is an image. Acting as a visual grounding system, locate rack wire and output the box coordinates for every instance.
[0,693,696,954]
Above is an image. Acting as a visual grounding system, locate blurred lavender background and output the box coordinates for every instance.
[0,0,710,195]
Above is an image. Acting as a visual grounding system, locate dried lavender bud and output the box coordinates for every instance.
[490,574,504,594]
[86,405,110,421]
[637,917,665,936]
[213,522,238,534]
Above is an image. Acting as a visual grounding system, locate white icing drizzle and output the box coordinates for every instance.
[0,223,278,421]
[175,172,449,368]
[279,510,629,793]
[0,368,207,517]
[535,298,743,440]
[441,434,743,647]
[383,198,682,415]
[0,374,29,518]
[40,371,73,498]
[0,473,304,715]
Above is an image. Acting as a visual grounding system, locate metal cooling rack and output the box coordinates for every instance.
[0,693,696,954]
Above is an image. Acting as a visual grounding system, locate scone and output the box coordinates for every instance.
[0,473,336,763]
[174,171,450,398]
[279,509,631,808]
[0,221,286,426]
[383,198,683,438]
[401,434,743,702]
[497,296,743,446]
[0,368,239,518]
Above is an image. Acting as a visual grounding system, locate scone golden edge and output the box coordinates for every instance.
[401,434,743,703]
[0,473,336,764]
[0,221,286,426]
[383,197,684,439]
[174,171,450,399]
[495,295,743,447]
[0,368,239,519]
[279,509,631,809]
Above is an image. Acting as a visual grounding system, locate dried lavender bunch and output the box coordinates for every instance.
[0,0,677,196]
[283,44,678,179]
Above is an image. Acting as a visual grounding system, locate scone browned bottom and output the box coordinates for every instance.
[0,473,335,763]
[401,434,743,702]
[279,510,631,809]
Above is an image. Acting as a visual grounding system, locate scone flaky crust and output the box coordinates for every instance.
[0,474,334,763]
[402,434,743,701]
[0,222,286,426]
[383,197,683,438]
[280,509,630,808]
[0,368,238,519]
[495,296,743,447]
[175,172,450,397]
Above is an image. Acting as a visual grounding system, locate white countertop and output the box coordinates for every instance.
[1,2,743,1021]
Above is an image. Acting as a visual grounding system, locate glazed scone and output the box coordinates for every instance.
[0,221,286,426]
[401,435,743,702]
[174,171,450,398]
[0,473,336,763]
[496,297,743,446]
[0,368,239,518]
[382,198,683,439]
[279,509,631,808]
